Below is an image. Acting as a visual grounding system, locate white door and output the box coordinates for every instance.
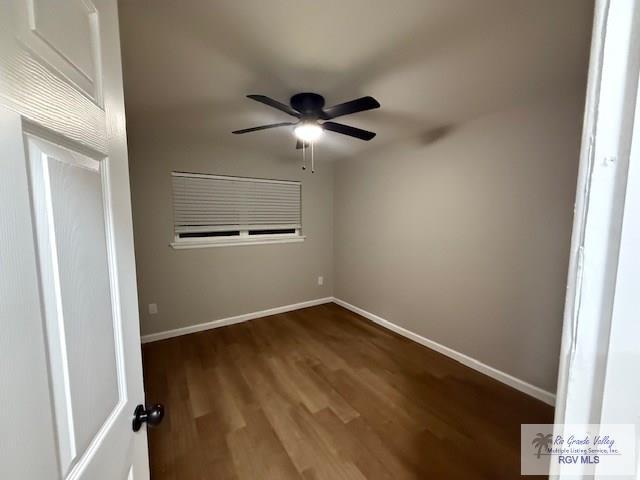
[0,1,152,479]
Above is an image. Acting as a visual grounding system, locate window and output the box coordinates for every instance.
[170,172,303,248]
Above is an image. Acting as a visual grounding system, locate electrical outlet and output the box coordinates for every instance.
[317,276,324,286]
[148,303,158,315]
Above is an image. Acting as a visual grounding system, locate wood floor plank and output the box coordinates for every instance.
[142,304,554,479]
[195,413,238,480]
[309,408,395,480]
[294,359,360,423]
[227,408,301,480]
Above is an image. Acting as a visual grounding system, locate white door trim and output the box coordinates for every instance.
[553,0,640,477]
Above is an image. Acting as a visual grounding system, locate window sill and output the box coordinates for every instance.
[170,235,306,250]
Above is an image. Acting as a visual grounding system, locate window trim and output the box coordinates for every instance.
[170,229,305,249]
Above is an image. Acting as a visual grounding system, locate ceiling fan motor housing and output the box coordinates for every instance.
[290,93,325,117]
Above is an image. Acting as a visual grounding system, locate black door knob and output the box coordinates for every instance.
[132,403,165,432]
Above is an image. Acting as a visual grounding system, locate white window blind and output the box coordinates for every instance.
[171,172,301,235]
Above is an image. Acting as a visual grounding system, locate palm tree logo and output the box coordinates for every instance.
[532,433,553,459]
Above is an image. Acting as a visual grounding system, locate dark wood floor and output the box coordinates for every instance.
[142,303,553,479]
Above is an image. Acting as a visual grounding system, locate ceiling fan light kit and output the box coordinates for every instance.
[233,92,380,172]
[294,122,323,142]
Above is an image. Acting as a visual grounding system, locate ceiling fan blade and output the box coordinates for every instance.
[322,121,376,141]
[246,95,301,117]
[232,122,295,134]
[320,96,380,120]
[296,139,309,149]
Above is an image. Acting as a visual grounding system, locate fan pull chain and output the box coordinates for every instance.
[302,142,306,170]
[300,141,317,173]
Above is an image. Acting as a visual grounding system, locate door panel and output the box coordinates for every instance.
[30,0,97,80]
[0,1,107,153]
[26,136,124,476]
[0,0,150,478]
[20,0,102,102]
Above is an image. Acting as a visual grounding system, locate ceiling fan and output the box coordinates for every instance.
[232,93,380,149]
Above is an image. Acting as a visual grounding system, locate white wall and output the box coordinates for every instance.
[333,94,585,393]
[126,131,334,336]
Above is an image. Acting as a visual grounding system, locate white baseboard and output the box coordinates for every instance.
[140,297,333,344]
[333,297,556,406]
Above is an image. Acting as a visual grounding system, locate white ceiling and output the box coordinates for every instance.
[118,0,594,160]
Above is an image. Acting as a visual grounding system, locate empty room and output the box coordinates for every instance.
[3,0,640,479]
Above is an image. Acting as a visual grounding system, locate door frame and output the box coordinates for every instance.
[553,0,640,477]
